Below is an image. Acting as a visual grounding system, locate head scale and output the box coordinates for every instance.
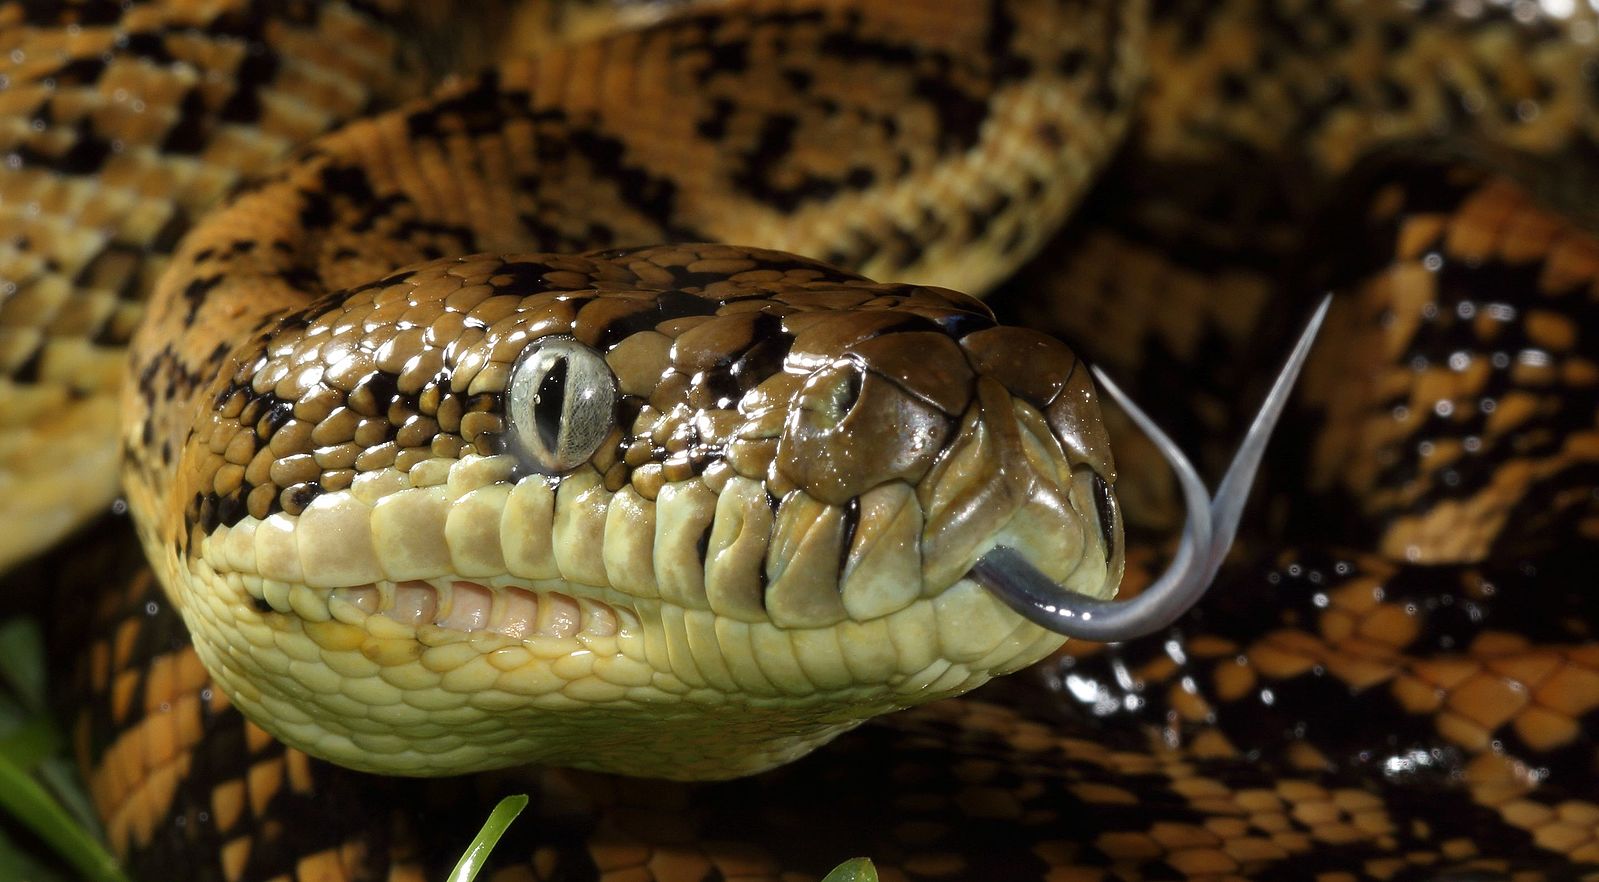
[171,244,1121,779]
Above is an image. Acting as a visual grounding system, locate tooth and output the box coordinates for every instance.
[288,585,331,622]
[492,587,539,639]
[371,486,452,581]
[255,514,304,583]
[654,480,717,609]
[384,580,438,625]
[840,481,924,620]
[764,492,847,628]
[553,470,611,588]
[537,593,580,638]
[263,579,292,614]
[502,477,559,580]
[438,582,492,631]
[704,476,773,622]
[296,492,383,588]
[446,484,511,577]
[226,518,259,574]
[603,487,659,597]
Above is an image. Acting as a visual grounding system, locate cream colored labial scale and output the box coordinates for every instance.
[180,448,1096,777]
[120,0,1141,779]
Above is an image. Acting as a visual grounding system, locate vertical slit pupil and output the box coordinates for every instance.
[535,356,569,455]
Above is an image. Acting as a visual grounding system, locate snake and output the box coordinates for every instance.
[4,0,1599,879]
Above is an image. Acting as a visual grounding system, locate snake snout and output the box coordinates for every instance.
[775,355,955,505]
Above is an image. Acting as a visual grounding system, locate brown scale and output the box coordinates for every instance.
[175,246,1023,551]
[122,0,1144,556]
[9,3,1599,882]
[1292,165,1599,565]
[59,537,1599,882]
[991,0,1599,535]
[1058,548,1599,796]
[0,0,443,572]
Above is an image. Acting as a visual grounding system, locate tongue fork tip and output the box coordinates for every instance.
[968,294,1334,643]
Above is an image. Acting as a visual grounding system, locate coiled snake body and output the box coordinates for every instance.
[4,0,1599,879]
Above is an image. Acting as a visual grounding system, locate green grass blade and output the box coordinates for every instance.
[0,750,129,882]
[0,826,72,882]
[0,716,59,770]
[34,756,106,835]
[0,619,47,716]
[446,793,529,882]
[821,857,879,882]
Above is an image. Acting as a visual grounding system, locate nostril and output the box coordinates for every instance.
[1092,472,1117,564]
[835,363,863,417]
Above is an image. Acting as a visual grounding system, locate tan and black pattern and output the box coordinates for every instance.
[0,0,449,571]
[100,0,1143,779]
[58,534,1599,881]
[125,239,1123,779]
[989,0,1599,525]
[5,0,1599,879]
[1291,164,1599,566]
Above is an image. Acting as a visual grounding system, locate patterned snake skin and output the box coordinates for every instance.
[3,0,1599,879]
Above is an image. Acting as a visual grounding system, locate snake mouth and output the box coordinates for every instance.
[242,576,633,642]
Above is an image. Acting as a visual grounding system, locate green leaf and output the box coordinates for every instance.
[446,794,529,882]
[0,826,72,882]
[821,857,879,882]
[34,757,105,836]
[0,716,59,771]
[0,619,48,717]
[0,750,129,882]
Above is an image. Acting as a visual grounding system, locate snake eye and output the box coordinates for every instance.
[506,337,618,474]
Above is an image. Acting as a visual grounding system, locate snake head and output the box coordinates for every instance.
[168,245,1121,779]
